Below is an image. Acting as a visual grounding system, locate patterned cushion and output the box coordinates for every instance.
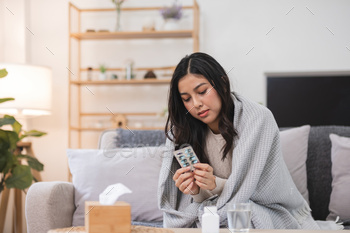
[115,128,166,147]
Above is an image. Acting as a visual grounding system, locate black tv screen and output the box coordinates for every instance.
[266,73,350,127]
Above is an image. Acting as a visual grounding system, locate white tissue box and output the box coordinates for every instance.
[85,201,131,233]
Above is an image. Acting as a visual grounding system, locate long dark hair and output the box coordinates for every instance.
[165,52,236,163]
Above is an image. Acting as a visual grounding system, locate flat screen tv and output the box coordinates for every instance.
[266,72,350,127]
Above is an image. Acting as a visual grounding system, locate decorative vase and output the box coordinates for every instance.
[163,18,179,31]
[99,73,107,81]
[115,4,121,31]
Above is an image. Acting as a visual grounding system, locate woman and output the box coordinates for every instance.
[157,52,342,230]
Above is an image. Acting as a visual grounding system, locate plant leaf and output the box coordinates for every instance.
[0,136,10,151]
[0,98,15,104]
[0,150,15,174]
[0,69,8,78]
[0,130,19,151]
[20,130,47,140]
[4,115,22,134]
[5,165,33,190]
[0,117,15,127]
[17,154,44,171]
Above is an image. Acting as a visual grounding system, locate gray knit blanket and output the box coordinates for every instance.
[158,94,343,230]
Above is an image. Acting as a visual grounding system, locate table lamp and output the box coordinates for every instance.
[0,63,52,233]
[0,63,52,127]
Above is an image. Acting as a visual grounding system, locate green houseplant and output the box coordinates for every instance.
[99,64,107,80]
[0,68,46,194]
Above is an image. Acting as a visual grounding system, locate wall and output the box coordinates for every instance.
[0,0,26,63]
[0,1,3,62]
[200,0,350,102]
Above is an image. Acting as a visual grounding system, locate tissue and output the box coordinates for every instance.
[99,183,132,205]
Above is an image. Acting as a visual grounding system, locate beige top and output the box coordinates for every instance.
[192,128,233,202]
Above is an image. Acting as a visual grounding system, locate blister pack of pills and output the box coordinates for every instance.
[173,146,200,171]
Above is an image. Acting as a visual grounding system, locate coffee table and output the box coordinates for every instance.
[49,226,343,233]
[172,229,339,233]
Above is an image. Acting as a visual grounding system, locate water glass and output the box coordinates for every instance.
[226,203,251,232]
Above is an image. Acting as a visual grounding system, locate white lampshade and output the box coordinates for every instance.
[0,63,52,116]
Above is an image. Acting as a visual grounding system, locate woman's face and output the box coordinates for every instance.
[178,73,222,133]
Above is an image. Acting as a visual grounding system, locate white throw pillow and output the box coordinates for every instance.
[67,147,166,226]
[280,125,310,203]
[327,134,350,221]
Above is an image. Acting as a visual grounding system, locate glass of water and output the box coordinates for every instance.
[226,203,251,232]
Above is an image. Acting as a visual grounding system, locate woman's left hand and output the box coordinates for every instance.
[192,163,216,191]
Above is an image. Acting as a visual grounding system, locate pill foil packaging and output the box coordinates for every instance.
[173,146,200,171]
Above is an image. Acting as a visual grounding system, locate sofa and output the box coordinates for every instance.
[25,126,350,233]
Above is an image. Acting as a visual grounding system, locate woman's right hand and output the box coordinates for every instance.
[173,167,200,195]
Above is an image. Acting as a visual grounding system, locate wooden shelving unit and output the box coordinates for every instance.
[70,79,171,85]
[70,30,194,40]
[68,1,199,148]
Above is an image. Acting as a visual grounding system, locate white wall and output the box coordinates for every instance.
[1,0,26,63]
[200,0,350,103]
[0,1,3,62]
[6,0,350,183]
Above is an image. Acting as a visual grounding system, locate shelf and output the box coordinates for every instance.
[70,79,171,85]
[80,112,159,116]
[80,66,176,72]
[73,5,194,13]
[70,126,164,131]
[70,30,193,40]
[68,0,198,149]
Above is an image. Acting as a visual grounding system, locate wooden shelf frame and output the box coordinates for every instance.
[70,79,170,85]
[80,66,175,72]
[68,2,199,49]
[70,5,194,13]
[70,30,194,40]
[68,1,199,148]
[69,126,164,132]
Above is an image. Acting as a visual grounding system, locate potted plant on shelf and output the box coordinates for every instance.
[160,0,183,30]
[99,64,107,80]
[0,68,46,194]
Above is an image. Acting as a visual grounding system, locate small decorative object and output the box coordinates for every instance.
[87,67,93,81]
[134,122,143,128]
[99,64,107,80]
[95,120,103,128]
[160,0,183,30]
[98,29,110,32]
[142,17,156,32]
[124,59,135,80]
[144,70,157,79]
[111,0,126,31]
[111,74,118,80]
[86,29,96,33]
[160,107,168,118]
[111,114,127,128]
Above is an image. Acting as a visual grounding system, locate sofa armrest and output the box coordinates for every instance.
[25,181,75,233]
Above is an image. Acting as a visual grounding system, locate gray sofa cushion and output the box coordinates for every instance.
[306,126,350,220]
[115,128,166,147]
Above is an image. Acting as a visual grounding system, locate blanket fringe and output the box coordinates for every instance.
[290,202,312,226]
